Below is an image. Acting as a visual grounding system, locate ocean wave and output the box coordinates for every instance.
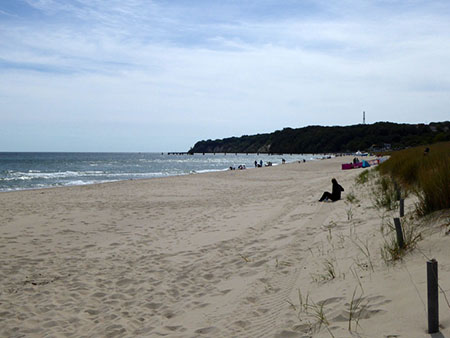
[0,170,189,184]
[191,168,228,174]
[0,170,177,180]
[0,153,321,192]
[63,179,117,186]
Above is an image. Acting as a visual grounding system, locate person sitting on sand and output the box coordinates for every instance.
[319,178,344,202]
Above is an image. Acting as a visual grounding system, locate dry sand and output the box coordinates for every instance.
[1,156,449,337]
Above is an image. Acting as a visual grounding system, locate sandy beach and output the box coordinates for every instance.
[1,156,449,337]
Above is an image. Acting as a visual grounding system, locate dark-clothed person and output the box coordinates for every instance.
[319,178,344,202]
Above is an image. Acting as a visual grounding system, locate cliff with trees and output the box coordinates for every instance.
[189,121,450,154]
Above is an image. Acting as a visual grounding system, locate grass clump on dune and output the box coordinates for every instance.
[378,141,450,216]
[355,170,370,185]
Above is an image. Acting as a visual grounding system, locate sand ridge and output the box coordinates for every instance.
[1,156,449,337]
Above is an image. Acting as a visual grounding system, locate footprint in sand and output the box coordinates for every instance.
[144,302,162,310]
[194,326,219,335]
[331,294,389,322]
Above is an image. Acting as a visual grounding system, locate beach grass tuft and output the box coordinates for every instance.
[312,258,338,282]
[347,286,366,332]
[291,290,335,337]
[355,169,371,185]
[380,217,422,263]
[372,175,398,211]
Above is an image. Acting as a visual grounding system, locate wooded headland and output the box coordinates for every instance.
[189,121,450,154]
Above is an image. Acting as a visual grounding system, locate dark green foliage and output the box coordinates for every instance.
[189,121,450,154]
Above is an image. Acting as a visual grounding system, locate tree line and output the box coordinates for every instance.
[189,121,450,154]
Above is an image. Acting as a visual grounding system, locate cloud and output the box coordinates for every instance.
[1,0,450,151]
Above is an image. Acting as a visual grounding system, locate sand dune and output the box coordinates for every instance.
[1,156,449,337]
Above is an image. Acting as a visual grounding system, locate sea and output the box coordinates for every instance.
[0,152,323,192]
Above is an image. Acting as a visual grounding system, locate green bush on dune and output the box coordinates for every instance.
[378,141,450,215]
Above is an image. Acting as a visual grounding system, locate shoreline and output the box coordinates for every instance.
[0,152,326,193]
[0,163,301,195]
[1,155,448,337]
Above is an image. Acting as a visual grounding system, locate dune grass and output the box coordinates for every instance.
[378,141,450,216]
[380,216,422,263]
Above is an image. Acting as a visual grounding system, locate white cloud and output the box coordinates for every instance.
[1,0,450,151]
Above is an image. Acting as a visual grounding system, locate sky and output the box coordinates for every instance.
[1,0,449,152]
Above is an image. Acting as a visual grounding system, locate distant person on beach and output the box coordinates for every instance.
[254,160,258,167]
[319,178,344,202]
[260,160,263,167]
